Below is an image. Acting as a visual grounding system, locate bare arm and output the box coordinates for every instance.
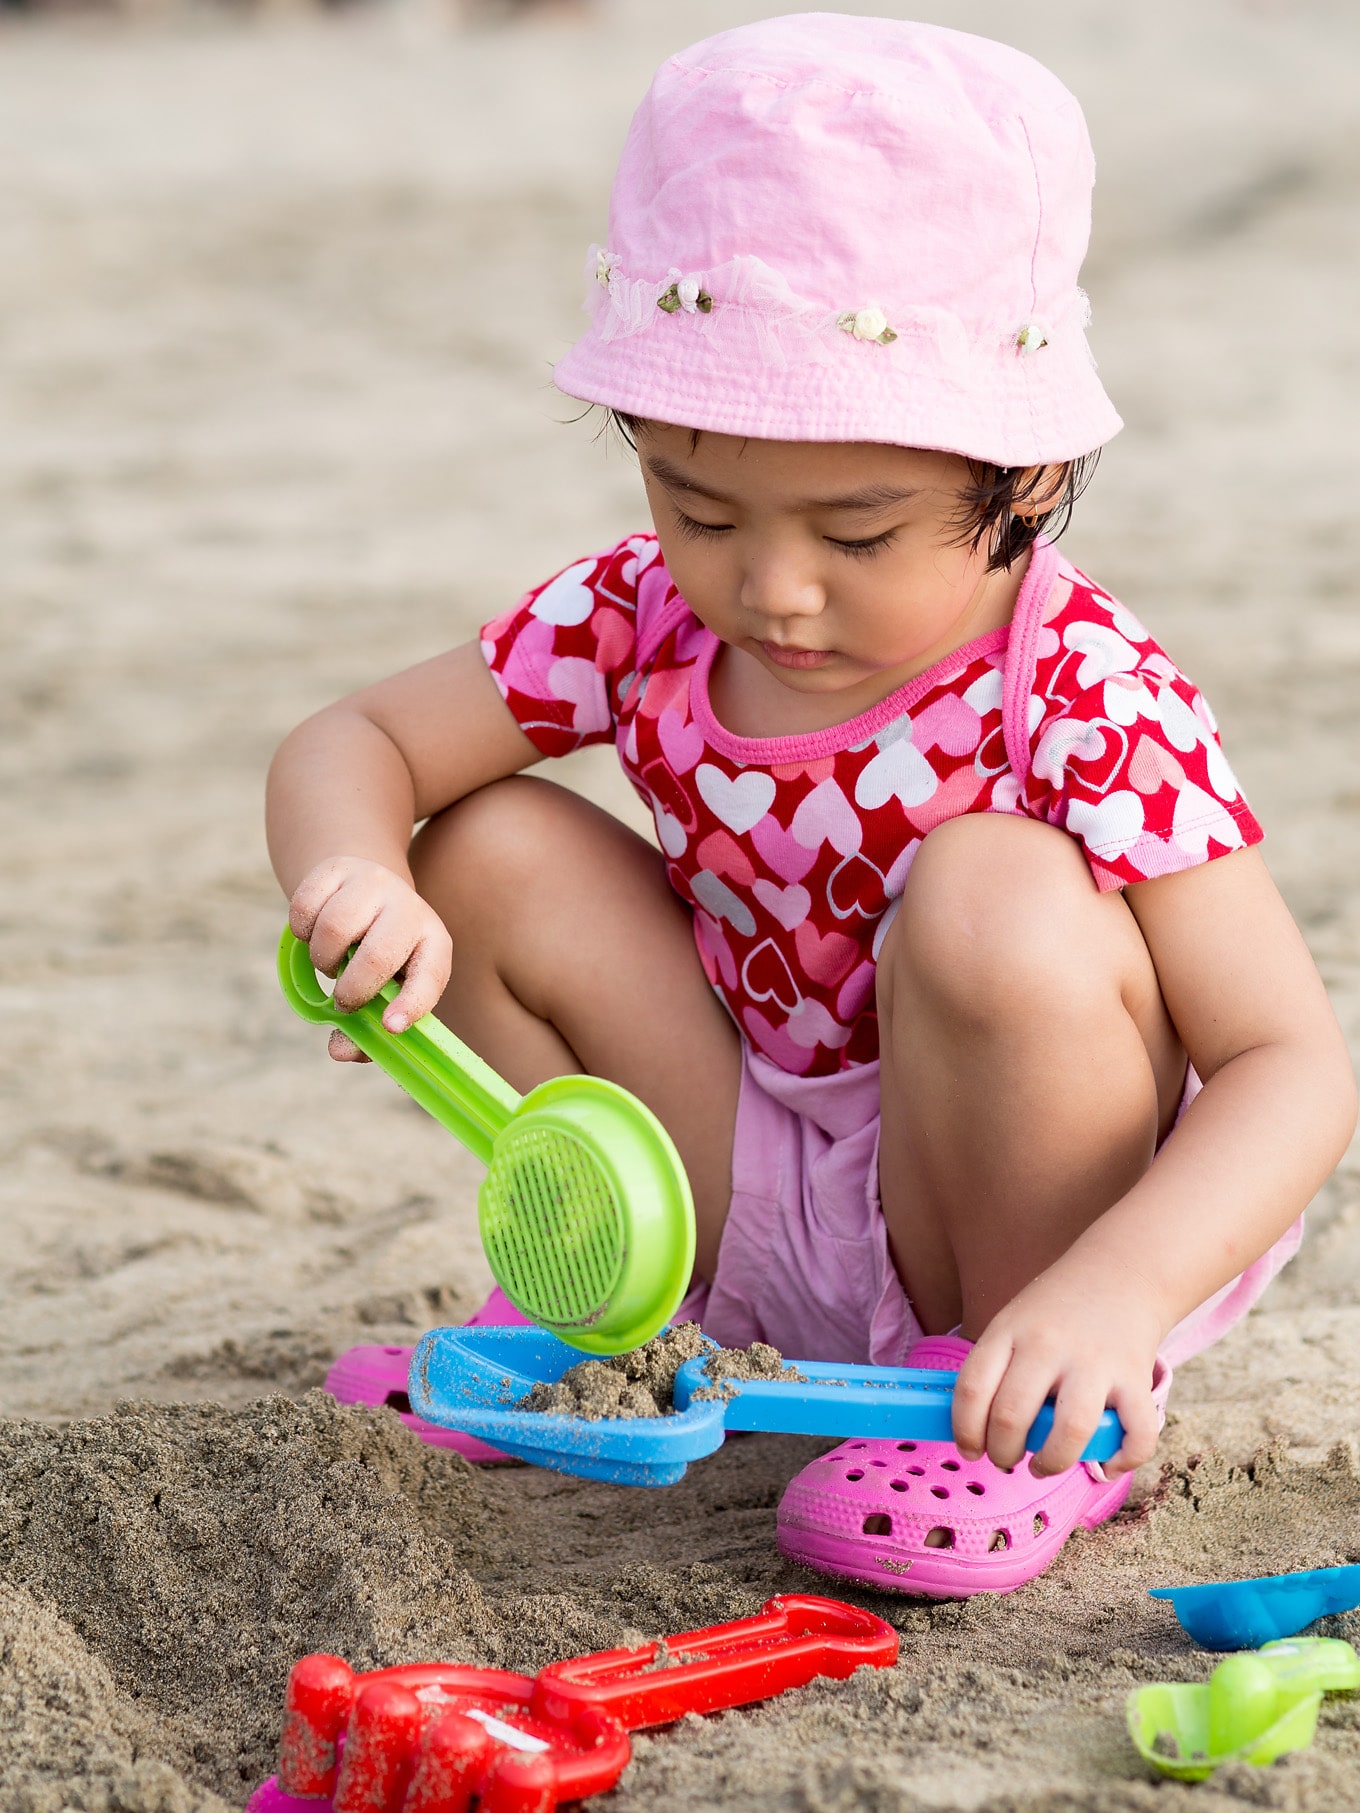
[954,846,1357,1475]
[266,641,539,1040]
[1085,848,1355,1324]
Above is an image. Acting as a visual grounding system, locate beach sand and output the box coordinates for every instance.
[1,0,1357,1805]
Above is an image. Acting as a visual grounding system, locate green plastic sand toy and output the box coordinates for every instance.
[278,928,695,1354]
[1127,1637,1360,1781]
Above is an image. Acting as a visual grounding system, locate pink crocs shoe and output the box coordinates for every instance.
[776,1334,1132,1598]
[325,1287,533,1463]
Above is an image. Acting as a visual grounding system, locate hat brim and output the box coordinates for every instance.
[555,315,1121,468]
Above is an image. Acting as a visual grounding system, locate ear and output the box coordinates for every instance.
[1008,463,1068,524]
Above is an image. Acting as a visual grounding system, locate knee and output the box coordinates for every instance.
[410,775,561,915]
[877,814,1122,1024]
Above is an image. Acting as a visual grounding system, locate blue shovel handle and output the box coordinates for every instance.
[1026,1399,1122,1462]
[671,1358,1124,1462]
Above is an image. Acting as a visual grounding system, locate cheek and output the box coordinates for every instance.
[844,556,979,653]
[652,537,733,626]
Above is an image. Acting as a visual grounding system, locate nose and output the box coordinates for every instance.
[739,547,825,629]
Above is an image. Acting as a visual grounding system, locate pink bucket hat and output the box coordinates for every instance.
[554,14,1121,466]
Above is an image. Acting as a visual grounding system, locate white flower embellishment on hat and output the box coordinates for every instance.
[1015,321,1049,353]
[595,249,621,288]
[657,270,714,315]
[836,304,897,346]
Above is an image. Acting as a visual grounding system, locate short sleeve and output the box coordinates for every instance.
[479,538,651,757]
[1019,619,1263,892]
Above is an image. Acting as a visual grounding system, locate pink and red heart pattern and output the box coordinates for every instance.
[481,537,1262,1075]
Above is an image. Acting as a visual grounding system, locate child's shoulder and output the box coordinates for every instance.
[1029,550,1209,726]
[1015,550,1259,884]
[532,532,667,614]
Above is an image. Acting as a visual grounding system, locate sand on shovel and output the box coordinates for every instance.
[517,1326,807,1421]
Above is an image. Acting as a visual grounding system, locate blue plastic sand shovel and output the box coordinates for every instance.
[1150,1565,1360,1651]
[410,1324,728,1485]
[409,1326,1125,1488]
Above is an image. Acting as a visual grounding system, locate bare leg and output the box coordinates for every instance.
[876,814,1187,1340]
[409,776,741,1279]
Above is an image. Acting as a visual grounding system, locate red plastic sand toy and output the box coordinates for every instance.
[247,1594,897,1813]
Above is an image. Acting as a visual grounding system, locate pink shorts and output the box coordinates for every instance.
[678,1044,1304,1375]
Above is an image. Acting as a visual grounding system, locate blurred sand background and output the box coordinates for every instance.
[1,0,1359,1806]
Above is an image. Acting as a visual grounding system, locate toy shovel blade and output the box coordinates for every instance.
[1150,1564,1360,1650]
[409,1325,727,1487]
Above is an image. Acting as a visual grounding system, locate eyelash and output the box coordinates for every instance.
[829,530,897,559]
[671,509,897,559]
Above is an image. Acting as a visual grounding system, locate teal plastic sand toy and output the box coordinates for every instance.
[407,1324,1125,1488]
[1127,1637,1360,1781]
[1150,1563,1360,1650]
[278,928,695,1354]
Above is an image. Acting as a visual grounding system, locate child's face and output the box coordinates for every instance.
[637,424,1024,705]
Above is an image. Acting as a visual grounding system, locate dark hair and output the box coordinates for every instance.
[605,409,1097,573]
[953,453,1099,572]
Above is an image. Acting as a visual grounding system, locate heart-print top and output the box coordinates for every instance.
[480,534,1262,1075]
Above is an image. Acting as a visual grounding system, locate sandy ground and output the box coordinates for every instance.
[1,0,1358,1806]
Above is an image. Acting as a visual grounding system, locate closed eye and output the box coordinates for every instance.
[670,507,897,558]
[671,508,733,543]
[828,529,897,558]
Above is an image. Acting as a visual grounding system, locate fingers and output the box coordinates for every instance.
[286,858,453,1030]
[333,914,452,1027]
[382,931,453,1033]
[328,1029,371,1064]
[289,857,356,956]
[951,1332,1013,1462]
[1026,1373,1110,1477]
[955,1332,1159,1477]
[977,1343,1072,1474]
[956,1335,1096,1474]
[1101,1381,1161,1477]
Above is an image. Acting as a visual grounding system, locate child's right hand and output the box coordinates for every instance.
[288,856,453,1063]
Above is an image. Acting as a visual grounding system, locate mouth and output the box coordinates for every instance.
[759,640,833,671]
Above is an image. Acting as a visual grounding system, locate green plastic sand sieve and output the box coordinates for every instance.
[278,928,695,1354]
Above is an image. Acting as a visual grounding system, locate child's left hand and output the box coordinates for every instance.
[949,1257,1166,1478]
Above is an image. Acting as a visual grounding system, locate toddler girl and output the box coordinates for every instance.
[267,15,1356,1597]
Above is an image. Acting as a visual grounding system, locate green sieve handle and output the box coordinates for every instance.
[277,927,520,1169]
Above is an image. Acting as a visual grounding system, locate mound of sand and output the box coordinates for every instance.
[4,1392,1360,1808]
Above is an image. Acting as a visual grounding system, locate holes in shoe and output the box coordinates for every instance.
[940,1460,960,1472]
[1034,1512,1048,1536]
[924,1527,955,1550]
[930,1486,950,1499]
[862,1513,892,1536]
[384,1390,413,1415]
[382,1347,406,1357]
[889,1480,908,1493]
[869,1459,889,1468]
[988,1530,1010,1552]
[845,1470,865,1482]
[966,1483,985,1496]
[896,1441,917,1452]
[906,1466,925,1476]
[849,1442,868,1450]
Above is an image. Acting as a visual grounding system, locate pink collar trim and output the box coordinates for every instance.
[688,538,1058,765]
